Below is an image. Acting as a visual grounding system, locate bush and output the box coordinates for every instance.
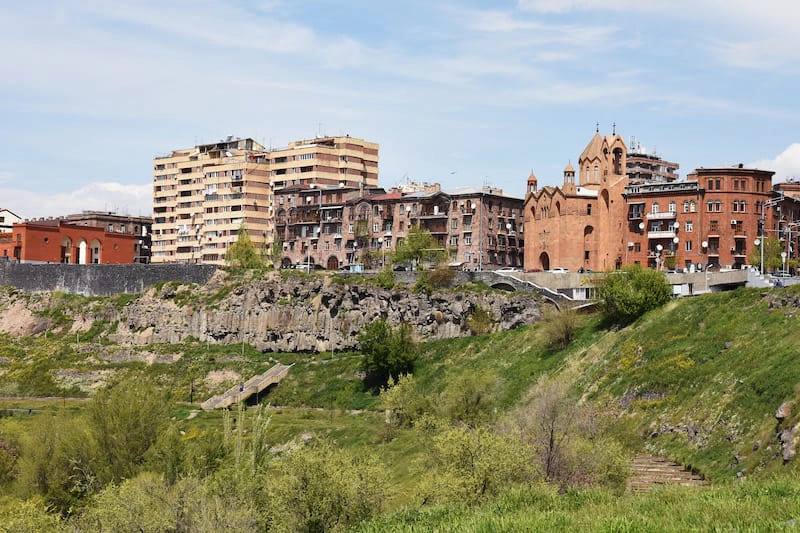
[595,265,671,326]
[541,307,577,351]
[358,319,419,386]
[466,305,495,335]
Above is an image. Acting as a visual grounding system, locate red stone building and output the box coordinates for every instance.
[624,166,780,271]
[0,221,139,264]
[523,131,629,272]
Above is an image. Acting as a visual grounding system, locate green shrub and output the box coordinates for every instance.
[541,307,577,351]
[595,265,671,325]
[466,305,495,335]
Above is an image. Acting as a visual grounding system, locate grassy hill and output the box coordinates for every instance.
[2,281,800,529]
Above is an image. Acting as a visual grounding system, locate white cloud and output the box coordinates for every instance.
[0,182,152,220]
[751,144,800,182]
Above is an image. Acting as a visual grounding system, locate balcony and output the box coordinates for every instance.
[647,230,677,239]
[647,211,677,220]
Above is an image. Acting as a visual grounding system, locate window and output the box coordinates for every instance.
[587,204,592,215]
[300,153,313,160]
[715,179,721,190]
[685,240,693,252]
[584,250,590,260]
[707,200,714,212]
[399,204,405,214]
[373,222,379,232]
[740,200,746,212]
[593,166,599,181]
[634,242,641,252]
[465,252,472,263]
[449,235,458,246]
[652,202,659,214]
[669,201,676,213]
[715,200,722,212]
[685,221,693,232]
[451,218,458,230]
[348,224,354,234]
[464,233,472,245]
[690,200,696,213]
[683,200,689,213]
[707,179,714,190]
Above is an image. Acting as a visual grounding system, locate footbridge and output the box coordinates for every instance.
[472,271,575,309]
[201,363,293,410]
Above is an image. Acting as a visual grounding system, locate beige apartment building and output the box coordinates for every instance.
[151,135,379,264]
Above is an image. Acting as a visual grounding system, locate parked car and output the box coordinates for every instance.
[495,266,520,273]
[549,267,569,273]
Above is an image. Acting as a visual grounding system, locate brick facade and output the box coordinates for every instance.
[0,221,139,264]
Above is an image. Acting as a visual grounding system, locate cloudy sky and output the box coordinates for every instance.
[1,0,799,219]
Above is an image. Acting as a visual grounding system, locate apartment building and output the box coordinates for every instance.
[151,135,379,264]
[273,182,524,271]
[626,138,680,184]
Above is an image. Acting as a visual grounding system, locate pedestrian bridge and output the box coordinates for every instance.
[201,363,293,410]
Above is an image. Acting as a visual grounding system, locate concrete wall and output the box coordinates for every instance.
[0,262,218,296]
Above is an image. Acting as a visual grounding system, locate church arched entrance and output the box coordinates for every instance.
[539,252,550,271]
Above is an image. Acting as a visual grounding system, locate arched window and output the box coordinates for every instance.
[690,200,696,213]
[683,200,689,213]
[651,202,659,214]
[669,201,676,213]
[593,165,599,181]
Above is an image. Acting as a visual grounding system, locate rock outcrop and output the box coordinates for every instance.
[0,272,545,353]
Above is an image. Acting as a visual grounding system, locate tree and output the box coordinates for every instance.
[393,224,444,270]
[749,236,785,272]
[87,379,171,484]
[595,264,671,326]
[269,236,284,268]
[358,319,419,386]
[226,223,263,270]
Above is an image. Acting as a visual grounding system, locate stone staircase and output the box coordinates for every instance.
[201,363,293,410]
[628,454,708,493]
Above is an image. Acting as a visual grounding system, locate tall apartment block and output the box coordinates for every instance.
[151,135,379,264]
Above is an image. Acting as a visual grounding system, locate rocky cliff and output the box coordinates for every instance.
[0,271,545,352]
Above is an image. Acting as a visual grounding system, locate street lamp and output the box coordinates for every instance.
[782,251,787,274]
[655,244,663,271]
[754,238,762,275]
[377,237,385,268]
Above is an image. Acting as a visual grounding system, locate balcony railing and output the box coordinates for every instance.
[647,230,677,239]
[647,211,677,220]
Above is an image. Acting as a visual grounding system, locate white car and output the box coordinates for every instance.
[495,267,520,273]
[549,267,569,273]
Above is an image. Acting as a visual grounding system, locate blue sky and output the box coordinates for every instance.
[1,0,799,218]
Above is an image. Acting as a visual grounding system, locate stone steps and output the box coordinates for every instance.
[628,454,708,493]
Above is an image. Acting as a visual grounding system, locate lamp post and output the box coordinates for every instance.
[655,244,663,271]
[782,251,787,274]
[377,237,384,268]
[754,238,762,275]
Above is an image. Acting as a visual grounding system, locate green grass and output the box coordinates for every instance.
[357,475,800,532]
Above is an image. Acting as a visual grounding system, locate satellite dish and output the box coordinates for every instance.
[471,203,477,210]
[702,241,708,248]
[673,237,679,244]
[638,222,645,230]
[224,151,233,157]
[656,244,663,251]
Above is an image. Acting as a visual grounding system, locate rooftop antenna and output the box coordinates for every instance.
[595,122,599,133]
[612,121,616,135]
